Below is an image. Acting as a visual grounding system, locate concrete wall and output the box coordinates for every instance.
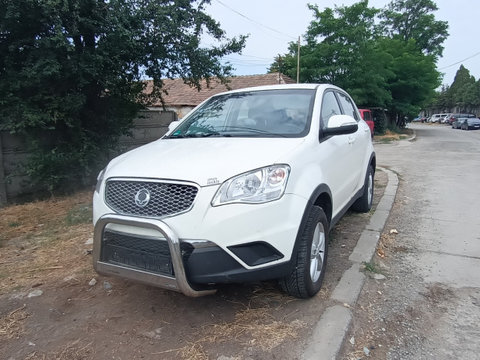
[0,110,177,206]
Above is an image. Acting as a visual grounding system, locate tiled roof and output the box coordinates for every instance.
[147,73,295,107]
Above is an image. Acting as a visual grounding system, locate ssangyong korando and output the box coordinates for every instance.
[93,84,376,298]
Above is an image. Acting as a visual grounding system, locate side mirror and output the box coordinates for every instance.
[165,120,181,136]
[323,115,358,136]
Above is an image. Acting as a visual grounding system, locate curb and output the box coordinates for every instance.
[302,167,399,360]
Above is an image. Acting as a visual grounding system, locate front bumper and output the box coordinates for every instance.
[93,186,308,296]
[93,213,298,296]
[93,214,216,297]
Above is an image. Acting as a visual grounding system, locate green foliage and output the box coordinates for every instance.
[269,0,447,123]
[270,1,394,108]
[372,109,388,135]
[380,0,449,58]
[0,0,246,192]
[431,66,480,113]
[302,1,393,107]
[363,261,381,273]
[378,37,441,122]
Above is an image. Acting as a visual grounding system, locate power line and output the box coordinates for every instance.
[236,54,274,61]
[213,0,297,41]
[438,50,480,70]
[223,56,272,64]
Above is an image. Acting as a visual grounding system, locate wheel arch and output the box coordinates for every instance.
[370,152,376,174]
[311,187,333,226]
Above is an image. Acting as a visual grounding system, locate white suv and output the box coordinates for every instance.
[93,84,376,298]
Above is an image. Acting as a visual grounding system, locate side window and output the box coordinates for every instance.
[321,91,342,129]
[337,92,359,121]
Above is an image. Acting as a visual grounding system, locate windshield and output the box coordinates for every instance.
[166,89,315,138]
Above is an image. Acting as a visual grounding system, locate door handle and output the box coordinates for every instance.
[348,136,355,144]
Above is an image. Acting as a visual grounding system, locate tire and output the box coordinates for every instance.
[351,165,374,213]
[280,206,329,299]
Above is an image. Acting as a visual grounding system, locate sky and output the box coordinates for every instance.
[204,0,480,87]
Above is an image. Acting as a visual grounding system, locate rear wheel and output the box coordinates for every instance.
[351,165,374,212]
[280,206,328,299]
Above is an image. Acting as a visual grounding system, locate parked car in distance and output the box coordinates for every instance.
[412,116,427,123]
[461,117,480,130]
[359,109,374,137]
[440,113,451,123]
[446,113,476,125]
[452,117,467,129]
[428,113,448,123]
[92,84,376,299]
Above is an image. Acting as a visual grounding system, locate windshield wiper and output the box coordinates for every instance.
[220,126,289,138]
[165,132,230,139]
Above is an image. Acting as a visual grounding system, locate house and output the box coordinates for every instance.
[146,73,295,118]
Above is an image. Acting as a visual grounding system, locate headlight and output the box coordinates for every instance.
[211,165,290,206]
[95,168,106,193]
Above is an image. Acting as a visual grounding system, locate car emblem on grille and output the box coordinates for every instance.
[135,188,151,208]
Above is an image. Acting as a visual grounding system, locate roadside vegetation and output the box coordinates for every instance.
[269,0,447,129]
[431,65,480,114]
[0,0,246,193]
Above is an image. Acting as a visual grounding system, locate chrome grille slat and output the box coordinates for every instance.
[105,180,198,217]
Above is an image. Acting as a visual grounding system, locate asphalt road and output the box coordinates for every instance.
[343,123,480,359]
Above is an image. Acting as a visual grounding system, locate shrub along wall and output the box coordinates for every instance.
[0,110,177,206]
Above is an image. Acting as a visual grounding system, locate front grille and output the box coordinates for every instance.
[105,180,198,218]
[101,230,174,275]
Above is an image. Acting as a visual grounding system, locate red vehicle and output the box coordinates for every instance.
[359,109,374,137]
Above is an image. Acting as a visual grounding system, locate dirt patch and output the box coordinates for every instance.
[0,172,387,359]
[173,306,304,359]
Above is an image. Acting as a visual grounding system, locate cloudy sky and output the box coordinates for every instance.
[204,0,480,87]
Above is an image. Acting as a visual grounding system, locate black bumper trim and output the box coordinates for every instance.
[184,244,292,284]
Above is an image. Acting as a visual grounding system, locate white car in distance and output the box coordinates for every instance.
[93,84,376,298]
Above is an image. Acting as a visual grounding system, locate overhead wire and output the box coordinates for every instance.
[438,50,480,70]
[210,0,298,73]
[213,0,297,41]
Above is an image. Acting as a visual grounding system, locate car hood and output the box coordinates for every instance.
[104,137,306,186]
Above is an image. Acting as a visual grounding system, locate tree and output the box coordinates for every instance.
[0,0,246,192]
[380,0,448,58]
[269,1,392,108]
[269,0,446,126]
[378,37,441,124]
[431,85,453,111]
[447,65,477,111]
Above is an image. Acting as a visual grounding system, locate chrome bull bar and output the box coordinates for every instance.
[93,214,216,297]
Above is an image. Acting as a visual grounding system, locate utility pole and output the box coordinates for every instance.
[296,36,300,83]
[277,54,283,84]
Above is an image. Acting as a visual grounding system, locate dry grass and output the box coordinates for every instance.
[375,230,399,259]
[171,306,304,359]
[0,305,30,339]
[25,340,93,360]
[0,190,95,294]
[374,128,414,142]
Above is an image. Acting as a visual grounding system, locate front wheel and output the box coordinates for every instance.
[351,165,374,213]
[280,206,329,299]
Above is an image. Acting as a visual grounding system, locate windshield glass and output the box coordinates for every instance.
[166,89,315,138]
